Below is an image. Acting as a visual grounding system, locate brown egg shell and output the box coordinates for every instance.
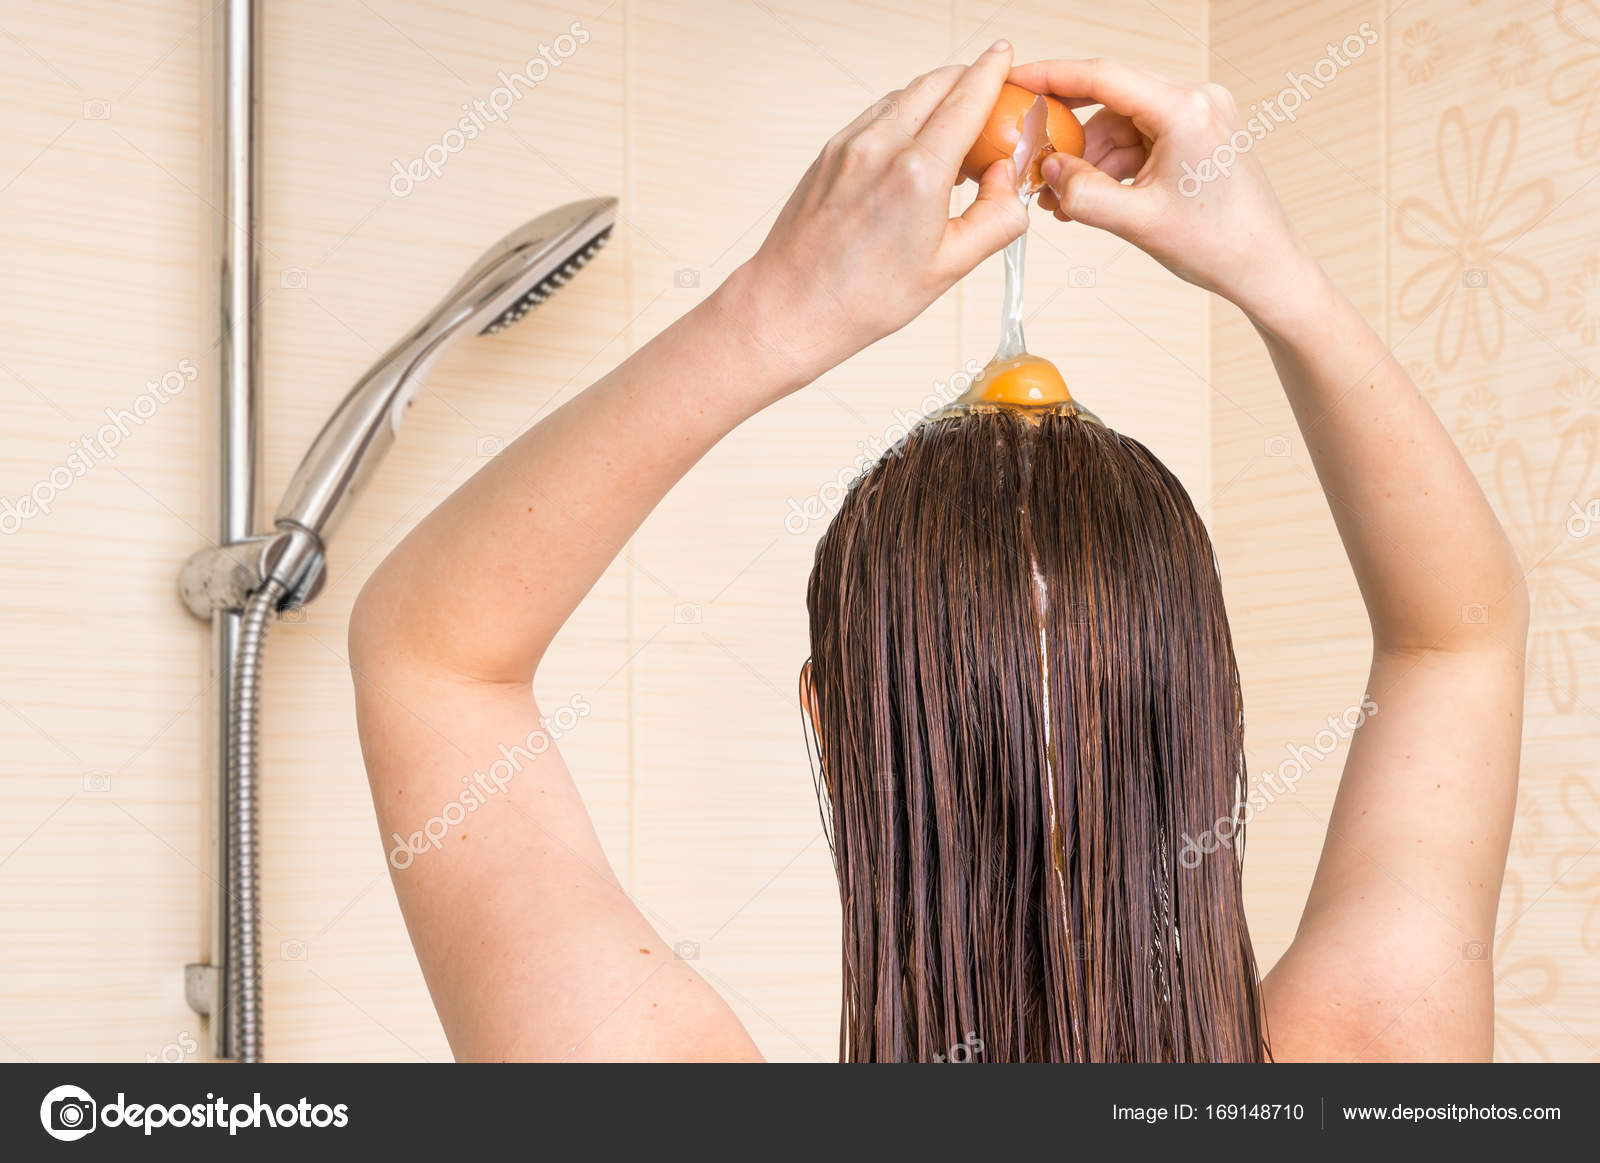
[959,83,1086,185]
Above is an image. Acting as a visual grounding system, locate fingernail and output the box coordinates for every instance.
[1041,154,1063,183]
[988,39,1010,53]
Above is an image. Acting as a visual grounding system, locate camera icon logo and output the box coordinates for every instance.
[40,1084,96,1141]
[476,434,504,458]
[1461,940,1489,961]
[1461,603,1489,625]
[82,770,112,793]
[673,268,700,289]
[281,939,307,961]
[82,99,110,120]
[1067,266,1096,288]
[673,602,702,625]
[280,267,307,289]
[1462,269,1488,288]
[672,940,700,960]
[1264,434,1292,458]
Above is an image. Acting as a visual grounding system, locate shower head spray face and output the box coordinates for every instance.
[480,225,613,334]
[266,196,617,600]
[435,196,617,338]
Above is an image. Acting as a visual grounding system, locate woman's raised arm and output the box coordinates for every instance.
[345,43,1029,1060]
[1018,57,1529,1060]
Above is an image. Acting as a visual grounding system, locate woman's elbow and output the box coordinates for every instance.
[347,567,401,685]
[1497,570,1531,647]
[1449,556,1530,657]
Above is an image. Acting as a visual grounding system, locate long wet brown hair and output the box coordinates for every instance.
[804,407,1267,1062]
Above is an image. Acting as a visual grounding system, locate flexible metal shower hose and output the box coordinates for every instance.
[227,577,284,1063]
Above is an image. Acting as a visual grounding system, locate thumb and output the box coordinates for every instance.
[1042,152,1149,238]
[939,159,1029,280]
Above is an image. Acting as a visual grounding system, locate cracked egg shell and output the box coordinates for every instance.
[959,83,1085,185]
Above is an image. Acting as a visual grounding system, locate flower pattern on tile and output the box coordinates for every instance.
[1555,775,1600,954]
[1490,22,1540,89]
[1493,872,1558,1062]
[1494,424,1600,712]
[1553,366,1600,431]
[1566,254,1600,344]
[1395,108,1552,369]
[1457,384,1504,452]
[1548,0,1600,157]
[1401,20,1444,84]
[1513,785,1546,860]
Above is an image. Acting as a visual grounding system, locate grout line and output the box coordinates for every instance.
[1378,0,1390,350]
[1202,0,1215,510]
[621,0,638,896]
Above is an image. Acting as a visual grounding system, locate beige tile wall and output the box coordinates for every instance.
[1211,0,1600,1061]
[0,0,1588,1062]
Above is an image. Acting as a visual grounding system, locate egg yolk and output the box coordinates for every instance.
[970,354,1073,407]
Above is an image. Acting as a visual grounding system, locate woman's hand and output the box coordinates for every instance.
[1014,58,1318,324]
[724,42,1031,392]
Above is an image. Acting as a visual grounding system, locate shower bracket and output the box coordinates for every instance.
[179,526,327,619]
[184,962,218,1017]
[179,535,278,617]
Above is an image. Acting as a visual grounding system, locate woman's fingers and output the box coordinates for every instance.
[939,158,1029,280]
[915,40,1016,176]
[826,91,904,152]
[1008,58,1185,135]
[1039,152,1152,237]
[1081,107,1149,177]
[825,52,1000,172]
[883,64,968,134]
[1093,143,1149,183]
[999,59,1302,311]
[824,66,959,157]
[1037,185,1076,222]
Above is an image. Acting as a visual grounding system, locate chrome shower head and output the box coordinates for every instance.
[264,196,616,602]
[477,225,612,335]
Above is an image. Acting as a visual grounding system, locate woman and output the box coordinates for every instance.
[348,46,1528,1061]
